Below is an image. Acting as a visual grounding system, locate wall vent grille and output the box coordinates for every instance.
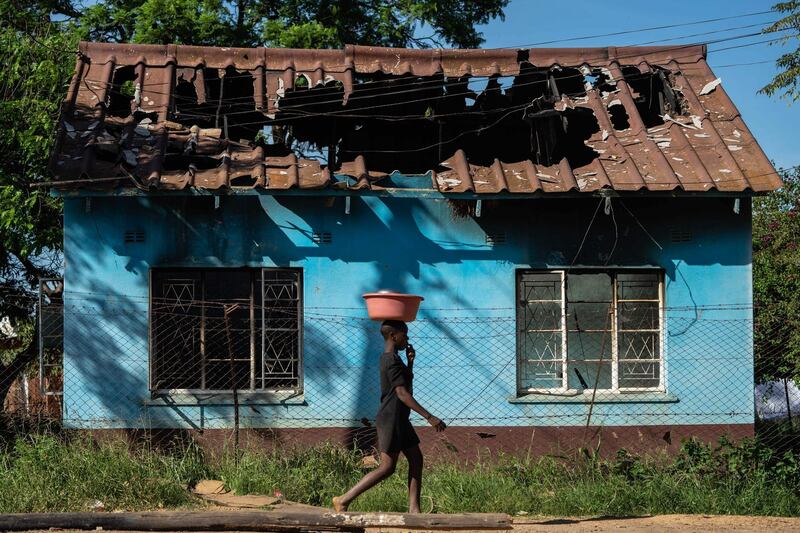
[486,232,507,245]
[312,231,332,244]
[124,230,145,244]
[670,229,693,243]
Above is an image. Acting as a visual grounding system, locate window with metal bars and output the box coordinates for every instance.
[516,269,663,395]
[149,268,302,393]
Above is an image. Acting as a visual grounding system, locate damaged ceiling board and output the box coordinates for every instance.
[49,42,781,195]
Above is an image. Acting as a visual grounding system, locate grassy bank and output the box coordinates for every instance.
[1,435,799,516]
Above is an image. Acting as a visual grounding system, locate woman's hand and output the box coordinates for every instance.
[406,343,416,366]
[427,415,446,432]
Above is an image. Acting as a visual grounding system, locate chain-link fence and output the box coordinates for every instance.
[2,285,799,459]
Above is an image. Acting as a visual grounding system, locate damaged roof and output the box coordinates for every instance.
[49,41,782,195]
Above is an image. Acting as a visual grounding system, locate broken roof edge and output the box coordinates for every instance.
[75,41,709,72]
[50,183,766,200]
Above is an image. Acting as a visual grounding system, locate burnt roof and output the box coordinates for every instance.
[49,41,782,195]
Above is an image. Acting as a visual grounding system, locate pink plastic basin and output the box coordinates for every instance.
[362,292,424,322]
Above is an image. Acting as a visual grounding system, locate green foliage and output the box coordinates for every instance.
[76,0,508,48]
[761,2,800,101]
[753,166,800,383]
[0,18,72,291]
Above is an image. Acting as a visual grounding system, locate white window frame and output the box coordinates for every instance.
[517,268,664,395]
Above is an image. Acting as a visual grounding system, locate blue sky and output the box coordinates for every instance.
[475,0,798,170]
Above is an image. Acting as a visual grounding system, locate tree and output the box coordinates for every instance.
[761,1,800,101]
[753,166,800,413]
[79,0,508,48]
[0,0,509,412]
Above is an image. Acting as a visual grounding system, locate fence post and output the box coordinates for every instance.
[224,303,241,463]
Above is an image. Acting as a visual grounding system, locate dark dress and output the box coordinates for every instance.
[375,351,420,453]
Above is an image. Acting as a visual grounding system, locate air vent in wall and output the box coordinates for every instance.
[124,229,145,243]
[670,229,693,243]
[485,232,506,245]
[312,231,332,244]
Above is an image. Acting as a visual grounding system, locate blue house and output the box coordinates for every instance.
[48,42,781,456]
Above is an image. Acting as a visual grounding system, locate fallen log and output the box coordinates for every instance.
[0,510,513,531]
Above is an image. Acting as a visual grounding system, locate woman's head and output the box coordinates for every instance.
[380,320,409,350]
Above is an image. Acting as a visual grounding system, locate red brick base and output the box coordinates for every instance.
[80,424,754,460]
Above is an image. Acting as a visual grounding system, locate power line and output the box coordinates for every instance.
[82,33,793,130]
[76,23,791,116]
[494,9,777,48]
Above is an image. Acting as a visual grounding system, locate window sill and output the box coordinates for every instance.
[508,391,679,404]
[145,391,306,407]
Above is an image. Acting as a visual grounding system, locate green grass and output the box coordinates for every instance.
[0,435,209,512]
[1,435,799,516]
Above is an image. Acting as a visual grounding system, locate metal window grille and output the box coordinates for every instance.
[149,268,302,393]
[517,269,663,395]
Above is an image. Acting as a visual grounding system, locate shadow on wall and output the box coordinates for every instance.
[61,194,752,434]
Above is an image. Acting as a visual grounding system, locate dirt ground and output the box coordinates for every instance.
[21,515,800,533]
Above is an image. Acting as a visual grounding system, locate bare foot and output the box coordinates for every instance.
[332,496,348,513]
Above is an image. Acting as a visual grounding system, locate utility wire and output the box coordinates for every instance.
[77,33,793,132]
[83,27,792,115]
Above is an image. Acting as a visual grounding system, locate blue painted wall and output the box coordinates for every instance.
[62,194,754,430]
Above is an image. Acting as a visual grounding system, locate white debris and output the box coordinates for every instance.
[672,157,684,162]
[0,317,17,339]
[576,178,588,189]
[733,129,742,138]
[728,145,743,151]
[602,129,609,141]
[608,99,622,107]
[719,169,733,173]
[699,78,722,95]
[662,114,697,130]
[694,133,711,138]
[691,115,703,129]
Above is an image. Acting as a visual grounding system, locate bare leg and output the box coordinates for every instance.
[403,445,423,513]
[333,452,399,511]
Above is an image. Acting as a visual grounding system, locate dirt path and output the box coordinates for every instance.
[507,514,800,532]
[22,515,800,532]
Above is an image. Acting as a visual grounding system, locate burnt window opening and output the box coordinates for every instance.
[609,102,630,131]
[107,66,137,117]
[622,67,682,128]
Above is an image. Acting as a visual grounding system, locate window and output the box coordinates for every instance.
[150,268,302,393]
[516,269,662,394]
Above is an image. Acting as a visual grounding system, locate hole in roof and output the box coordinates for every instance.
[608,103,630,130]
[295,74,310,89]
[174,74,198,122]
[552,67,586,98]
[622,66,682,128]
[107,66,137,117]
[231,174,258,187]
[162,155,221,171]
